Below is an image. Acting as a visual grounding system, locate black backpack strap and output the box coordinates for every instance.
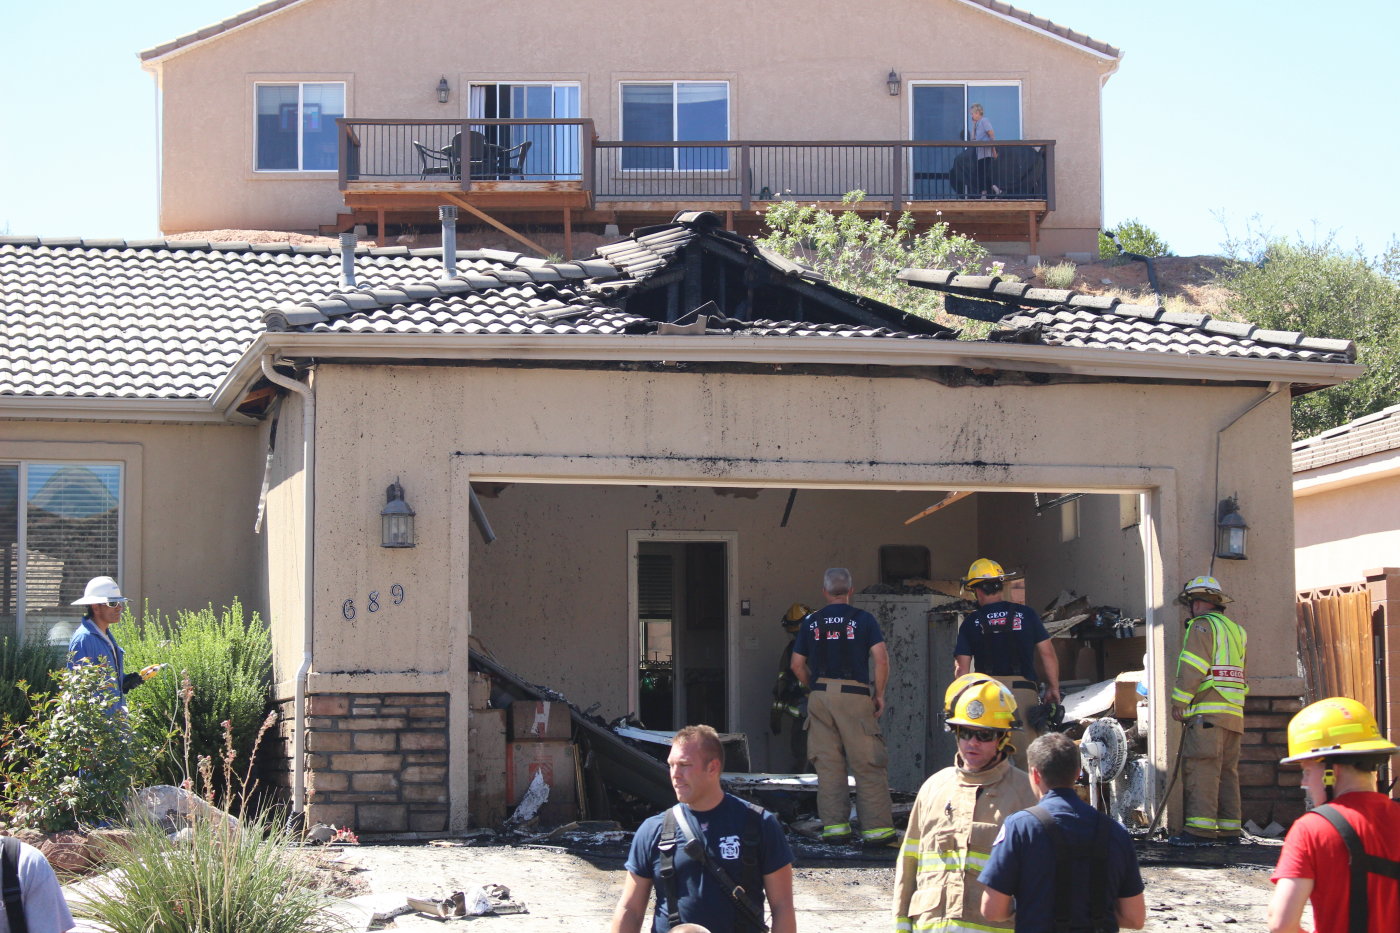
[670,804,769,932]
[1,836,29,933]
[1312,804,1400,933]
[1028,804,1114,933]
[657,809,683,928]
[1028,806,1073,933]
[737,800,765,933]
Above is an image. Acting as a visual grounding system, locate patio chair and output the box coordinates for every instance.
[493,139,533,179]
[413,132,461,179]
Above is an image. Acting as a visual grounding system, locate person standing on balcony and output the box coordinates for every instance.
[969,104,1001,198]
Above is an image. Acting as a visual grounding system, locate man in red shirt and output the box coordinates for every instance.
[1268,696,1400,933]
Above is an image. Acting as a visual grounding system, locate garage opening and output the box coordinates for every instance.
[466,481,1156,821]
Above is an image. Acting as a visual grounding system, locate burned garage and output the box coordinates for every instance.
[0,212,1359,840]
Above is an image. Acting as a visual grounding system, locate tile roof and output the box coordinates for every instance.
[958,0,1120,59]
[1293,403,1400,473]
[896,270,1357,366]
[0,218,1355,407]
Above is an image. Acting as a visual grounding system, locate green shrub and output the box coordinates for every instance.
[121,600,272,799]
[1,662,161,831]
[1099,219,1174,259]
[75,804,348,933]
[1219,230,1400,438]
[1037,260,1077,290]
[0,637,64,726]
[758,190,987,329]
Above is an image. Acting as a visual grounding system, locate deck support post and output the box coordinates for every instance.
[444,194,550,257]
[563,206,573,260]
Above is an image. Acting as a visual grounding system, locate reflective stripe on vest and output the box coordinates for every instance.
[1183,612,1247,716]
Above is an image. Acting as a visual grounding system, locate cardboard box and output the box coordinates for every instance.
[469,672,492,710]
[510,699,571,740]
[506,740,578,824]
[468,709,507,827]
[1114,671,1145,720]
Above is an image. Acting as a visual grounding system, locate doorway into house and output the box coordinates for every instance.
[910,82,1022,198]
[634,539,729,732]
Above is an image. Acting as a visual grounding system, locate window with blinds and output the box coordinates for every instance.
[0,462,122,645]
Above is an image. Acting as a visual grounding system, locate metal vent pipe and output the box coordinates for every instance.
[339,231,357,288]
[440,205,459,278]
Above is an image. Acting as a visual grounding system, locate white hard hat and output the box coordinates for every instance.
[71,575,129,606]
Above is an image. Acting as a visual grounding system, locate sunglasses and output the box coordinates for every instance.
[955,727,999,744]
[103,600,127,608]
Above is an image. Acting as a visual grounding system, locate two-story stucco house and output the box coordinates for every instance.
[139,0,1121,257]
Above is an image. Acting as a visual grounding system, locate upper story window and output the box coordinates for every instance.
[255,82,345,172]
[1,462,123,646]
[620,81,729,171]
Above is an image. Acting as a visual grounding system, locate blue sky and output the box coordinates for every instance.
[2,1,1396,258]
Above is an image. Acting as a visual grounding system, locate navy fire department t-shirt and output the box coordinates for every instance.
[626,793,793,932]
[954,600,1049,680]
[791,603,885,684]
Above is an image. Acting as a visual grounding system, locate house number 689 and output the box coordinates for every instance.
[342,584,405,620]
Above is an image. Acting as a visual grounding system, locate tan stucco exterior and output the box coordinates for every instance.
[1294,452,1400,592]
[253,358,1300,828]
[146,0,1116,253]
[0,422,264,623]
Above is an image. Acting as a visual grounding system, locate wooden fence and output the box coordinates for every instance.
[1296,583,1377,705]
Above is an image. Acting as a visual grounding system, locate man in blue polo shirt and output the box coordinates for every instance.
[954,558,1060,770]
[789,568,896,846]
[979,733,1146,932]
[610,724,795,933]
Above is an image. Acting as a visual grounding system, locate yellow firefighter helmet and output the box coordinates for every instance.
[780,603,810,627]
[1281,696,1400,764]
[961,558,1012,593]
[943,673,1020,731]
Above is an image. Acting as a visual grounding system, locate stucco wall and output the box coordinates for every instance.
[151,0,1113,247]
[294,363,1299,719]
[1294,466,1400,592]
[0,421,264,622]
[265,390,310,687]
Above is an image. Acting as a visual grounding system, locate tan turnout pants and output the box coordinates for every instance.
[805,678,893,836]
[1181,716,1243,839]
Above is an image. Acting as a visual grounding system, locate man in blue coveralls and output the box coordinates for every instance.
[979,733,1146,932]
[610,724,796,932]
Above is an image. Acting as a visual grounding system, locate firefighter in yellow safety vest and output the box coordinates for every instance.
[894,674,1037,933]
[1169,575,1248,846]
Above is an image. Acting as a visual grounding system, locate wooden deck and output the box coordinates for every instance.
[332,118,1055,255]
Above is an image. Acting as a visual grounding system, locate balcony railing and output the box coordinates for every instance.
[339,118,595,188]
[338,119,1054,210]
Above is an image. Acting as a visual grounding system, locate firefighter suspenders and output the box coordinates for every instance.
[1310,804,1400,933]
[657,804,766,932]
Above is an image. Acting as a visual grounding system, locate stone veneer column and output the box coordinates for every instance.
[275,692,452,836]
[1366,568,1400,748]
[1238,694,1305,828]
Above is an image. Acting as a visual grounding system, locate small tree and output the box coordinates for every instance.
[757,191,987,329]
[1219,229,1400,439]
[1099,219,1173,259]
[1,662,161,831]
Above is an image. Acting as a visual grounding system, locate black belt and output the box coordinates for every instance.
[813,680,870,695]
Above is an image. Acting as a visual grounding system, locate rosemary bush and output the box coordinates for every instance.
[0,636,64,726]
[1036,260,1078,290]
[121,600,273,798]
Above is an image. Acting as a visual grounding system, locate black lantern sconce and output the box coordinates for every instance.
[1215,497,1248,560]
[381,477,416,548]
[437,76,451,104]
[887,69,901,96]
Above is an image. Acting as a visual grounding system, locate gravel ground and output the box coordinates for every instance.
[335,837,1296,932]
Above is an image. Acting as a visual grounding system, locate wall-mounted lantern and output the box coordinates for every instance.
[437,76,451,104]
[381,477,416,548]
[1215,497,1248,560]
[887,69,901,96]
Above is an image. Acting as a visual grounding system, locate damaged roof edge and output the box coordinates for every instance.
[208,331,1366,419]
